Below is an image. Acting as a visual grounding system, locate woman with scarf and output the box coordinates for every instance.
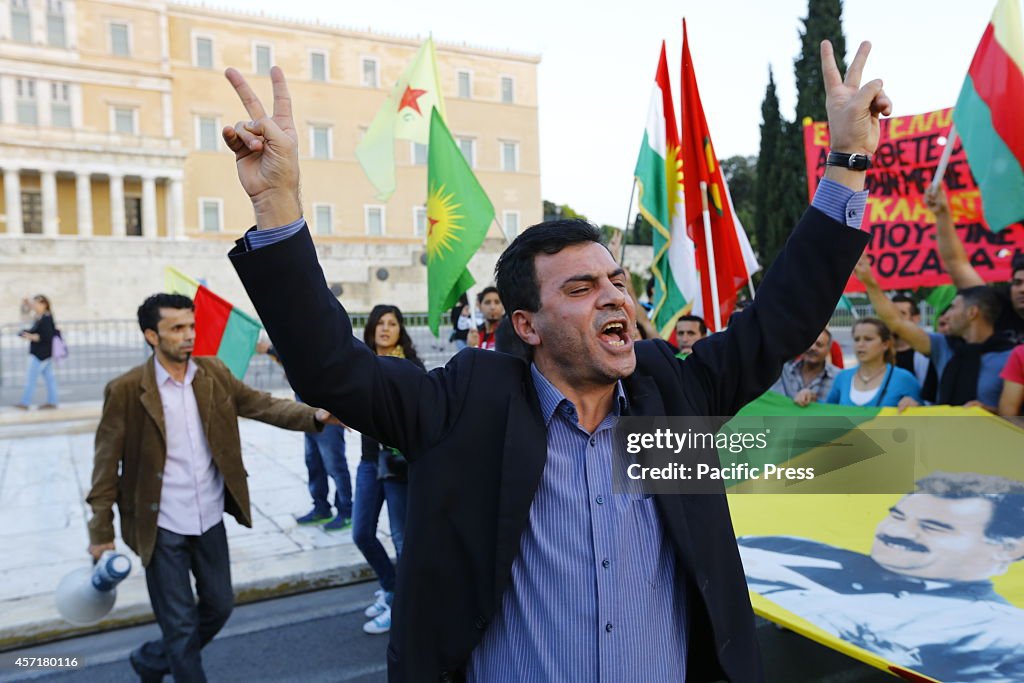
[824,318,921,407]
[16,294,59,410]
[354,304,424,636]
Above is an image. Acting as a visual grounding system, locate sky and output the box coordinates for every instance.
[200,0,995,227]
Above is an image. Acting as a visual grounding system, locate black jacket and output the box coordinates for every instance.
[230,207,868,683]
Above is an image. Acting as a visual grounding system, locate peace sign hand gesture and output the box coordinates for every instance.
[222,66,302,229]
[820,40,892,158]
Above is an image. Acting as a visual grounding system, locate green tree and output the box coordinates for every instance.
[754,68,788,266]
[720,154,758,252]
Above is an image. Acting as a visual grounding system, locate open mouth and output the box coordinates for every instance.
[598,321,629,348]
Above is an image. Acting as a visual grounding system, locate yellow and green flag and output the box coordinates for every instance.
[426,108,494,336]
[356,37,446,200]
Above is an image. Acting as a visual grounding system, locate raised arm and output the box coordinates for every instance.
[854,255,931,356]
[925,185,985,288]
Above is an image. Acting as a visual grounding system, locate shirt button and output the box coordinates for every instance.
[595,495,604,505]
[156,472,163,480]
[605,622,613,633]
[601,558,610,569]
[589,437,596,446]
[150,503,159,512]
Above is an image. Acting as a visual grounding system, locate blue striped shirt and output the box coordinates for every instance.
[466,365,686,682]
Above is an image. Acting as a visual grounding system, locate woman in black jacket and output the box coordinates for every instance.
[354,304,423,636]
[17,294,59,409]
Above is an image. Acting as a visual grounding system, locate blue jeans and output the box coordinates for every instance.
[304,424,352,519]
[351,460,408,592]
[20,355,58,406]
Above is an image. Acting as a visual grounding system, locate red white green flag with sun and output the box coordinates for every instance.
[634,42,699,338]
[356,37,445,200]
[426,108,494,336]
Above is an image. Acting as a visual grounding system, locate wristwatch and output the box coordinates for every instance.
[826,151,872,171]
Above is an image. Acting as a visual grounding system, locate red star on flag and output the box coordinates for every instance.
[398,86,428,115]
[427,216,439,236]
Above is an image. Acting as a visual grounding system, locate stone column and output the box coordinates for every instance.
[167,177,184,239]
[75,172,93,237]
[109,174,125,237]
[3,168,22,235]
[40,170,58,236]
[141,175,157,238]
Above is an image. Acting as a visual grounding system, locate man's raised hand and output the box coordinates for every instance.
[821,40,892,159]
[222,66,302,229]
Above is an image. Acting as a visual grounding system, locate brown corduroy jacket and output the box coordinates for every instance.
[87,355,320,566]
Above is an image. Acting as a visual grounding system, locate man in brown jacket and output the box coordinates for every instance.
[86,293,334,683]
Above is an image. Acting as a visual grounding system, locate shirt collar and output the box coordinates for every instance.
[530,363,628,427]
[154,357,197,387]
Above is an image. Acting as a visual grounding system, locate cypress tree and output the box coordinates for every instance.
[754,68,785,266]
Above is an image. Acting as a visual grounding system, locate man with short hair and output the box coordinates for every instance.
[221,40,887,681]
[474,286,504,351]
[740,471,1024,682]
[770,328,837,406]
[674,314,707,359]
[926,186,1024,344]
[86,293,335,682]
[857,260,1016,411]
[891,293,938,402]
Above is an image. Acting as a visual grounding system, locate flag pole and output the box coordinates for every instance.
[620,178,637,263]
[700,180,722,330]
[491,216,512,245]
[930,123,958,191]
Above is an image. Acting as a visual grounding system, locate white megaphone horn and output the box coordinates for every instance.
[55,551,132,625]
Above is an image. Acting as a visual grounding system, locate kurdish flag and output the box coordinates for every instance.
[953,0,1024,232]
[426,108,494,336]
[356,37,446,200]
[634,42,699,338]
[163,266,262,379]
[680,20,759,330]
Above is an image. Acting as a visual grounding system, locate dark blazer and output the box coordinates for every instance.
[230,207,868,683]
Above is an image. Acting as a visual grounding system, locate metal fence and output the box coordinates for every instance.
[0,315,461,405]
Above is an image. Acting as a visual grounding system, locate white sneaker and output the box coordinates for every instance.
[364,589,390,618]
[363,607,391,635]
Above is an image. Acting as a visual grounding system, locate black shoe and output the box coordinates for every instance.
[129,650,164,683]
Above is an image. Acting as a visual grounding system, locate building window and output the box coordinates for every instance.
[254,43,272,75]
[365,205,384,236]
[310,125,331,159]
[21,191,42,234]
[457,137,475,168]
[314,204,333,235]
[46,0,66,48]
[51,83,71,128]
[113,107,136,134]
[200,198,222,232]
[457,70,472,99]
[361,57,379,88]
[501,141,520,172]
[413,206,427,237]
[503,210,520,239]
[501,76,515,104]
[196,115,218,151]
[109,22,130,57]
[16,79,37,125]
[11,0,31,43]
[125,197,142,236]
[411,142,428,166]
[310,51,327,82]
[194,36,214,69]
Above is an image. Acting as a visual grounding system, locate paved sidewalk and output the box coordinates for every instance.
[0,403,392,651]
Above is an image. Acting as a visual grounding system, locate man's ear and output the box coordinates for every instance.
[143,328,160,349]
[511,310,540,348]
[997,537,1024,566]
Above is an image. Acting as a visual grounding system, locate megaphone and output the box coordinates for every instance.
[55,551,132,625]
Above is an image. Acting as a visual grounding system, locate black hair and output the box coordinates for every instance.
[915,472,1024,546]
[494,218,603,316]
[957,285,1003,326]
[676,314,708,336]
[363,304,422,367]
[891,293,920,317]
[1012,253,1024,277]
[137,293,194,347]
[477,286,501,305]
